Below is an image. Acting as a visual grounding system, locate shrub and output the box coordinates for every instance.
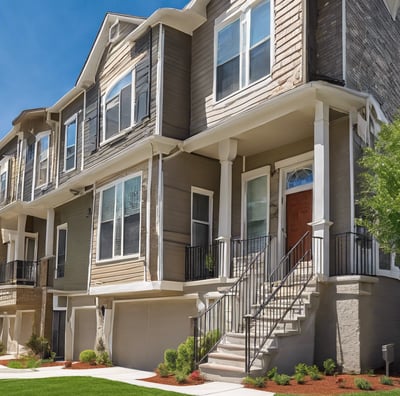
[7,361,23,369]
[380,376,393,386]
[294,372,305,384]
[190,370,203,381]
[294,362,308,376]
[323,358,336,375]
[176,337,194,375]
[164,349,177,372]
[158,363,170,378]
[354,378,372,390]
[308,365,322,380]
[274,374,291,385]
[27,359,40,369]
[242,376,255,386]
[26,334,51,359]
[175,371,187,384]
[0,341,4,354]
[96,338,106,354]
[198,329,220,361]
[253,377,266,388]
[96,351,112,366]
[79,349,97,364]
[266,366,278,380]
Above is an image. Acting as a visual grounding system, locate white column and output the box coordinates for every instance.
[15,215,27,261]
[311,101,332,277]
[45,208,55,257]
[218,139,237,278]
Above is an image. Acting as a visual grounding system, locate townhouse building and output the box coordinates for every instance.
[1,0,400,382]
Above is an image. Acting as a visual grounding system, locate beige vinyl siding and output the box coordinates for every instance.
[162,153,220,281]
[162,26,191,139]
[84,26,159,170]
[190,0,305,134]
[90,161,149,287]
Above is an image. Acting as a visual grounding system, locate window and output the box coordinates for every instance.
[216,0,271,100]
[98,174,141,260]
[64,115,77,171]
[191,188,213,247]
[56,225,67,278]
[286,167,313,190]
[34,132,50,187]
[102,58,150,143]
[0,157,9,203]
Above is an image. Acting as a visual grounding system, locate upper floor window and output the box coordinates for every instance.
[56,224,67,278]
[102,58,150,144]
[98,174,142,261]
[64,115,77,172]
[34,132,50,188]
[0,157,9,203]
[216,0,271,101]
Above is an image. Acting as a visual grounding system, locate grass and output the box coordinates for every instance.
[0,377,189,396]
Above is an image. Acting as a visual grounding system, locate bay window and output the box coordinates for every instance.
[98,174,141,260]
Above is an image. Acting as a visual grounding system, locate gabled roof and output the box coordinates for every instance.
[12,108,47,126]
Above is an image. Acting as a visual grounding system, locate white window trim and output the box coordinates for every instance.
[63,114,78,173]
[0,156,10,204]
[101,69,136,146]
[33,130,51,191]
[241,166,270,240]
[213,0,274,103]
[96,172,142,263]
[55,223,67,279]
[24,234,38,262]
[191,187,214,246]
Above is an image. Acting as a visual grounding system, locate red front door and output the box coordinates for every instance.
[286,189,312,252]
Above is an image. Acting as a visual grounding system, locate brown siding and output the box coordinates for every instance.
[162,26,191,139]
[190,0,304,134]
[346,0,400,119]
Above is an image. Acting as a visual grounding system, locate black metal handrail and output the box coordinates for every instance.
[332,232,376,276]
[0,260,38,286]
[185,241,224,281]
[192,235,271,367]
[245,232,322,374]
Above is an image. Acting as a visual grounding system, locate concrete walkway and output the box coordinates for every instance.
[0,356,274,396]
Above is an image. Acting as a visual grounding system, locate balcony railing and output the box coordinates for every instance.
[0,260,38,286]
[332,232,376,276]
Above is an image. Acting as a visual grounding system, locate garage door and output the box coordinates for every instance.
[112,299,197,371]
[73,308,96,360]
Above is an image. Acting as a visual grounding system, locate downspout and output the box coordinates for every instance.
[55,113,61,189]
[157,153,164,281]
[155,24,165,136]
[342,0,347,83]
[86,185,96,293]
[82,90,87,171]
[145,145,154,282]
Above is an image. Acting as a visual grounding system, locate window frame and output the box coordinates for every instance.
[64,114,78,172]
[55,224,68,279]
[34,131,51,189]
[191,187,214,247]
[0,157,10,204]
[214,0,273,102]
[96,172,142,262]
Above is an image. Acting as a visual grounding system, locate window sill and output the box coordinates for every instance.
[99,125,135,147]
[96,254,143,265]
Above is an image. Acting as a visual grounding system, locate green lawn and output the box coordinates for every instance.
[0,377,189,396]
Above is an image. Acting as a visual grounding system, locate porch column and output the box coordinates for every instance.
[218,139,237,278]
[312,101,332,277]
[45,208,55,257]
[15,214,27,261]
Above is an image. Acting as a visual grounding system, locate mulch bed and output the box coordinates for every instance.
[0,360,108,369]
[141,372,205,387]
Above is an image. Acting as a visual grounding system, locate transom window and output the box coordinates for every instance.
[35,132,50,188]
[98,174,142,260]
[286,168,313,190]
[64,115,77,171]
[216,0,271,101]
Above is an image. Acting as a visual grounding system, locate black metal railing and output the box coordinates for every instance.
[230,235,270,278]
[245,232,322,374]
[0,260,38,286]
[332,232,376,276]
[185,241,224,281]
[192,236,271,367]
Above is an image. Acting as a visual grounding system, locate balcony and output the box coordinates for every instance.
[0,260,38,286]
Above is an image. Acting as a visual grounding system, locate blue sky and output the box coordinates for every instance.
[0,0,188,138]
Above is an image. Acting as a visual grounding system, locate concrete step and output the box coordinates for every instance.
[199,362,264,383]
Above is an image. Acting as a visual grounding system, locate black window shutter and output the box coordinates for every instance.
[135,57,150,123]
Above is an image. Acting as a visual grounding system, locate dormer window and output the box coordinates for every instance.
[215,0,271,101]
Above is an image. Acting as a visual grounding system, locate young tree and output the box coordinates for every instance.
[358,117,400,254]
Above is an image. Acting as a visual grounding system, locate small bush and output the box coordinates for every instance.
[294,372,305,384]
[26,334,51,359]
[7,361,23,369]
[323,358,336,375]
[158,363,170,378]
[0,341,4,354]
[253,377,266,388]
[354,378,372,390]
[274,374,291,385]
[308,365,322,380]
[190,370,203,381]
[79,349,97,364]
[267,366,278,380]
[176,337,194,375]
[294,362,308,376]
[380,376,393,386]
[96,338,106,354]
[96,351,112,366]
[175,371,187,384]
[27,359,40,369]
[242,376,255,386]
[164,349,177,372]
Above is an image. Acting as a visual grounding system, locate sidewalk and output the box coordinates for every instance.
[0,356,274,396]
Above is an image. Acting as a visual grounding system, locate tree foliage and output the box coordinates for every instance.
[358,117,400,254]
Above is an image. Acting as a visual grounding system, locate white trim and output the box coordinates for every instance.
[90,280,183,295]
[63,114,78,173]
[275,151,314,170]
[96,172,142,263]
[33,131,51,195]
[157,154,164,280]
[191,187,214,246]
[156,24,165,136]
[145,155,153,281]
[87,184,96,293]
[55,223,68,279]
[109,19,120,43]
[0,156,10,204]
[241,165,270,239]
[81,91,86,171]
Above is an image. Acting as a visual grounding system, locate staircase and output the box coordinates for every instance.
[195,232,322,383]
